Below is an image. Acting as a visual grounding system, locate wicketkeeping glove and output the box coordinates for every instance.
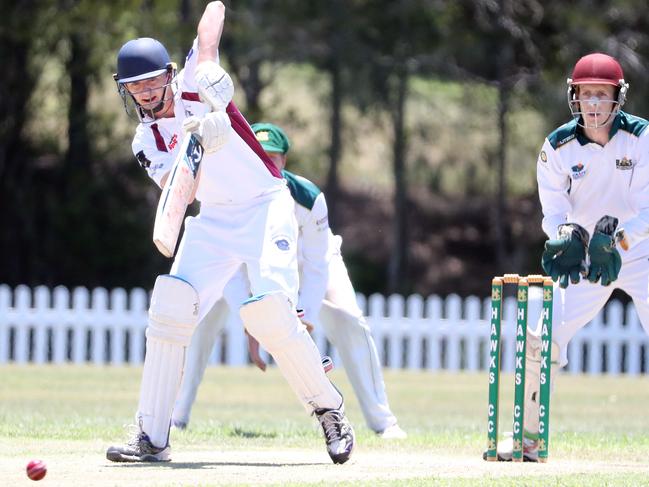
[587,215,622,286]
[541,223,589,288]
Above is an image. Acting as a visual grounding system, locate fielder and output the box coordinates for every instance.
[106,2,354,464]
[493,52,649,461]
[172,123,406,439]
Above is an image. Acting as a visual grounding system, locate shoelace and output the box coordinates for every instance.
[124,425,148,450]
[319,410,344,442]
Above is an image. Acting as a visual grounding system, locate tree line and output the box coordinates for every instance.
[2,0,649,296]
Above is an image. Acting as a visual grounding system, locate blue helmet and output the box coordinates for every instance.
[113,38,177,121]
[115,37,172,82]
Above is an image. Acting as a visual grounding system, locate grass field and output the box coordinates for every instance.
[1,365,649,486]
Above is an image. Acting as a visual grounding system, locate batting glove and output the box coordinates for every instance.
[541,223,589,288]
[183,112,231,153]
[587,215,622,286]
[195,61,234,112]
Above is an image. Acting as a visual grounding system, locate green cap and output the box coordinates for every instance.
[251,122,291,154]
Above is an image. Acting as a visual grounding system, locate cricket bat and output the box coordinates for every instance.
[152,131,204,258]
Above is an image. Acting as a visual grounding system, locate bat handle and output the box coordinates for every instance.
[182,115,201,134]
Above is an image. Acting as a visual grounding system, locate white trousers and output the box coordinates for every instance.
[539,255,649,367]
[140,188,300,446]
[172,188,299,318]
[175,236,398,432]
[321,242,398,432]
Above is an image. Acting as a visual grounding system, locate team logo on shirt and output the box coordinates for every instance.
[135,150,151,169]
[316,216,328,227]
[571,163,586,179]
[273,234,292,251]
[539,150,547,164]
[615,157,634,170]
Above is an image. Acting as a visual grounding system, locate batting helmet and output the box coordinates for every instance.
[566,53,629,127]
[115,38,173,83]
[569,52,625,87]
[113,38,177,121]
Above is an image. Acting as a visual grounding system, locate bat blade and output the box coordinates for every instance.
[153,133,204,257]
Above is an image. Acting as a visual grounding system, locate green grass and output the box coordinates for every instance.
[1,365,648,486]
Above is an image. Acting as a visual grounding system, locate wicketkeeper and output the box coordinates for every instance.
[492,52,649,461]
[172,123,406,439]
[107,1,354,464]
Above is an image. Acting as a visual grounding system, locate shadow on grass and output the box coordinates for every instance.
[229,428,278,439]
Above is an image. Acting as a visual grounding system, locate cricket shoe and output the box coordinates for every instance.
[171,418,188,430]
[377,423,407,439]
[171,412,189,430]
[106,427,171,462]
[314,407,355,464]
[482,432,538,462]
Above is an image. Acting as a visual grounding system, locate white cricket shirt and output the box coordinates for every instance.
[537,111,649,261]
[130,39,285,204]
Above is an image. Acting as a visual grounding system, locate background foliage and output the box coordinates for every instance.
[3,0,649,296]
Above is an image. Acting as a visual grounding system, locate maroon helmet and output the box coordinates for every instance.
[566,53,629,128]
[570,53,624,85]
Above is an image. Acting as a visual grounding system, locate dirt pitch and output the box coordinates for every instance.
[2,440,646,486]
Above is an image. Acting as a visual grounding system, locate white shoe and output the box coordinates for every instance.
[377,424,407,439]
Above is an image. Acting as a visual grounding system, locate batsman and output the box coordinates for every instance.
[493,52,649,461]
[106,1,354,464]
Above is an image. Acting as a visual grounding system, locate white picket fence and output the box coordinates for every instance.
[1,284,649,375]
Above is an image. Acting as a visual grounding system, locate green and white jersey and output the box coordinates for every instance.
[537,111,649,260]
[282,170,332,325]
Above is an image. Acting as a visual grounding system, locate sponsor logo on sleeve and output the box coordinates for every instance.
[539,150,547,163]
[571,163,586,179]
[615,157,634,170]
[135,150,151,169]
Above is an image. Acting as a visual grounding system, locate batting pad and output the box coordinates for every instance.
[240,292,342,411]
[523,333,560,438]
[137,275,201,447]
[148,275,200,346]
[174,298,229,424]
[319,301,396,432]
[137,336,186,448]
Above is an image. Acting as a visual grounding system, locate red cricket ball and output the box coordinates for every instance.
[26,460,47,481]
